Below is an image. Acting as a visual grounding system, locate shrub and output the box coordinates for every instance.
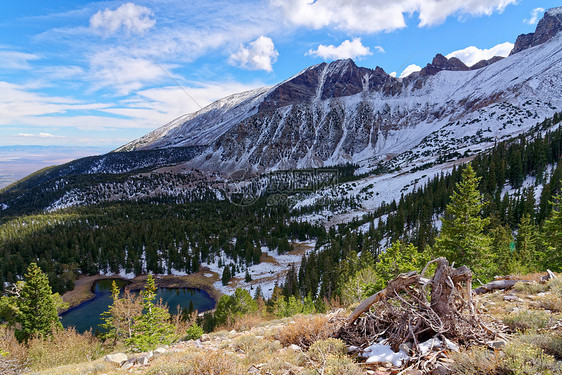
[518,333,562,359]
[26,327,103,371]
[308,338,347,362]
[450,346,501,375]
[185,323,204,341]
[502,310,550,331]
[513,281,548,294]
[303,354,363,375]
[231,334,281,364]
[277,315,340,349]
[500,341,561,374]
[537,294,562,312]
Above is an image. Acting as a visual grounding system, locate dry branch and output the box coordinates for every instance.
[338,257,506,372]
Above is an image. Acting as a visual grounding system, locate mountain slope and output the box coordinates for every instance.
[118,8,562,175]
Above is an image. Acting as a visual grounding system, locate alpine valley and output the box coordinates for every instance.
[1,8,562,302]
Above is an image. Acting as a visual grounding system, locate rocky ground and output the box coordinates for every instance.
[35,273,561,375]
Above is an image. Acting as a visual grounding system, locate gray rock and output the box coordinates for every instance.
[154,347,167,355]
[503,295,519,302]
[288,344,301,351]
[105,353,128,365]
[121,361,134,370]
[487,339,507,349]
[138,356,150,366]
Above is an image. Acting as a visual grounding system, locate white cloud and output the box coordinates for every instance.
[271,0,517,32]
[0,50,40,70]
[89,51,168,95]
[374,46,385,54]
[524,8,544,25]
[445,41,513,67]
[399,64,422,78]
[18,132,63,138]
[389,72,397,77]
[229,36,279,72]
[307,38,373,60]
[89,2,155,36]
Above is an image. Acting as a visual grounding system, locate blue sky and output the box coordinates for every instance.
[0,0,559,153]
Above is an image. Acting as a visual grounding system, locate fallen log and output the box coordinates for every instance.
[473,279,529,294]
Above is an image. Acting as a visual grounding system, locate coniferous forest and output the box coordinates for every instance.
[0,112,560,301]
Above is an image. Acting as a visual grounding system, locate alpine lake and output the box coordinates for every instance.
[60,279,215,333]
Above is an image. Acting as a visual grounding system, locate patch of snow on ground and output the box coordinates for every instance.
[205,240,316,299]
[361,343,409,366]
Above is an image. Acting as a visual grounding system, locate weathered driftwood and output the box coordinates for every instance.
[541,269,558,283]
[474,279,529,294]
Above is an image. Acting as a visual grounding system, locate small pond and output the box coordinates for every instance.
[60,279,215,333]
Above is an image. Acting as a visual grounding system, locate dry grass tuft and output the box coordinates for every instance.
[146,349,244,375]
[0,325,28,374]
[26,327,103,371]
[277,314,340,349]
[230,313,267,332]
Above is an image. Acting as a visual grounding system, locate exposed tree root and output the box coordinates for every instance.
[337,258,507,372]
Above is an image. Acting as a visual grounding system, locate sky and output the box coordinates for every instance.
[0,0,559,154]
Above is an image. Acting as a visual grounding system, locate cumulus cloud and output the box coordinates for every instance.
[90,2,155,36]
[399,64,422,78]
[445,41,513,67]
[307,38,373,60]
[271,0,517,32]
[524,8,544,25]
[0,50,40,70]
[229,36,279,72]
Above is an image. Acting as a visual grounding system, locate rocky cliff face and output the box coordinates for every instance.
[510,7,562,55]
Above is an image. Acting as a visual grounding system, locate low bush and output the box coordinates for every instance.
[185,323,204,341]
[518,332,562,359]
[502,310,550,331]
[500,341,561,374]
[308,338,347,362]
[450,346,501,375]
[537,294,562,312]
[513,281,548,294]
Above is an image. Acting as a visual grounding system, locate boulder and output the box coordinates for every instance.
[105,353,128,366]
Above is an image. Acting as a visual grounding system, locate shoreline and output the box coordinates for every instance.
[60,268,222,313]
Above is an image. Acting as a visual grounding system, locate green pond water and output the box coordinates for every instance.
[60,279,215,333]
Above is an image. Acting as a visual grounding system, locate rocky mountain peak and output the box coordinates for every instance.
[510,7,562,55]
[419,53,469,76]
[259,59,394,110]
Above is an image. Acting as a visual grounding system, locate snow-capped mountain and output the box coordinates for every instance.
[118,8,562,174]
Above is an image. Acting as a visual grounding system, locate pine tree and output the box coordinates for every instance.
[541,191,562,271]
[126,275,176,351]
[515,214,538,273]
[15,263,62,342]
[433,165,492,278]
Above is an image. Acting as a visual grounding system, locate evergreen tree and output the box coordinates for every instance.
[541,191,562,271]
[15,263,62,342]
[515,214,538,273]
[433,165,492,278]
[126,275,176,351]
